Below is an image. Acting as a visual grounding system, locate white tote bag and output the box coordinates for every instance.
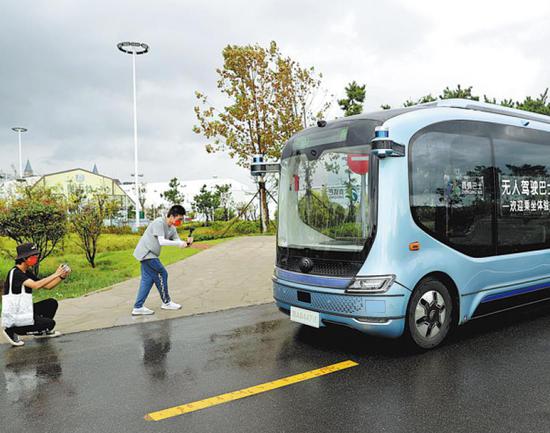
[1,268,34,328]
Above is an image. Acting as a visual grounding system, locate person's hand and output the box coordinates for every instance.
[62,265,72,278]
[179,241,188,249]
[57,264,71,279]
[55,264,65,277]
[187,237,194,246]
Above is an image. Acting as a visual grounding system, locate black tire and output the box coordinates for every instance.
[406,278,454,349]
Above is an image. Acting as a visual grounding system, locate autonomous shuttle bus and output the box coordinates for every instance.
[271,99,550,349]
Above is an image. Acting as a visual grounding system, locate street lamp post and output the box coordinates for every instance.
[117,41,149,232]
[11,127,27,179]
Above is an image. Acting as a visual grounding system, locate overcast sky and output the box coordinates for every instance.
[1,0,550,186]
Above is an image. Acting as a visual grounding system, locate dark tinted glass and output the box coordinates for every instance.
[282,119,380,159]
[494,127,550,253]
[410,122,495,257]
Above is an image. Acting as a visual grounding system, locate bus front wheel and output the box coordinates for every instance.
[406,278,453,349]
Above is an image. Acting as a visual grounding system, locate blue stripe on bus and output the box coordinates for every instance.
[275,268,352,289]
[481,282,550,303]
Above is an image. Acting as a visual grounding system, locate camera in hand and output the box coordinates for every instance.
[61,263,71,280]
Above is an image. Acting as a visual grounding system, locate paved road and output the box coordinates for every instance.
[53,236,275,334]
[3,301,550,433]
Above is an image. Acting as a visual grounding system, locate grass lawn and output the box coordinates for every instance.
[0,237,229,304]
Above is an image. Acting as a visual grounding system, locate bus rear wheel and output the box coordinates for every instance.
[406,278,453,349]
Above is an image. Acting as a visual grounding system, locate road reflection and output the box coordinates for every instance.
[140,320,172,382]
[3,341,71,407]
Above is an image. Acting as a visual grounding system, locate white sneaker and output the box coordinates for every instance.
[132,306,155,316]
[2,328,24,347]
[31,330,62,339]
[161,301,182,310]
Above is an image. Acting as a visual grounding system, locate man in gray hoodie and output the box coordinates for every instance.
[132,205,192,315]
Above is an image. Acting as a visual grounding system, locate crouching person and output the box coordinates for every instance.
[1,243,70,347]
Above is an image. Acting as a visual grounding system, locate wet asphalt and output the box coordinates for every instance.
[3,301,550,433]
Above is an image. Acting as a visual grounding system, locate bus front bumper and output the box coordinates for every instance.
[273,279,406,338]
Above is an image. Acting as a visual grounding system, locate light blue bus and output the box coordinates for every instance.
[270,99,550,348]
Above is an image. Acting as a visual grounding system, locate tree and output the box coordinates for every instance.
[386,85,550,117]
[138,184,147,211]
[338,81,366,116]
[161,177,185,206]
[400,85,475,108]
[71,204,103,268]
[94,189,121,221]
[383,84,481,108]
[439,84,479,100]
[146,204,164,220]
[127,203,136,221]
[484,89,550,115]
[194,40,330,232]
[67,186,87,212]
[0,185,67,274]
[70,191,121,268]
[483,95,514,107]
[192,185,219,224]
[214,184,234,221]
[298,188,347,234]
[235,202,249,220]
[248,202,258,221]
[214,207,236,222]
[403,94,437,107]
[514,88,550,115]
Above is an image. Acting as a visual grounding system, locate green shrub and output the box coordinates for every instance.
[102,225,134,235]
[230,220,260,234]
[209,221,227,231]
[192,233,232,241]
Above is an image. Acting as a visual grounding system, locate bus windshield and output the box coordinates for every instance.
[278,145,374,252]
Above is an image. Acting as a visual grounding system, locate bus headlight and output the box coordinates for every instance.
[346,275,395,294]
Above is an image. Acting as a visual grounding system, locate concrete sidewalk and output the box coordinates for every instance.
[51,236,276,334]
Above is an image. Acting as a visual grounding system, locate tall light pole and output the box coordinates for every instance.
[117,41,149,231]
[11,127,27,179]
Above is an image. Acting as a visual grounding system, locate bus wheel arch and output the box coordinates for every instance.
[405,272,459,349]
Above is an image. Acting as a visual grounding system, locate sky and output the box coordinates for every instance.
[1,0,550,186]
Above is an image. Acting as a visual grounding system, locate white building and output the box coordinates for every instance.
[0,176,41,199]
[121,177,257,218]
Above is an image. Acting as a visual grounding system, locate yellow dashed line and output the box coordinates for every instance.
[144,360,358,421]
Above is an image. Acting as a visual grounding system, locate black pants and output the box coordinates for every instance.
[8,298,58,335]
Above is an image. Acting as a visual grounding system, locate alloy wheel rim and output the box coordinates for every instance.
[414,290,447,339]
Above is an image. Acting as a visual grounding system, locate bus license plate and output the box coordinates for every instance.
[290,306,320,328]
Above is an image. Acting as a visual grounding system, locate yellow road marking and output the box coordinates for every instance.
[145,360,358,421]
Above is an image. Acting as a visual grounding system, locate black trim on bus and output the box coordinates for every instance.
[281,111,427,159]
[471,285,550,319]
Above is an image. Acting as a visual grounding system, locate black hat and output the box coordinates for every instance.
[16,243,40,260]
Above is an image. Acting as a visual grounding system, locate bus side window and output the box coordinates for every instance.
[410,122,494,257]
[494,127,550,254]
